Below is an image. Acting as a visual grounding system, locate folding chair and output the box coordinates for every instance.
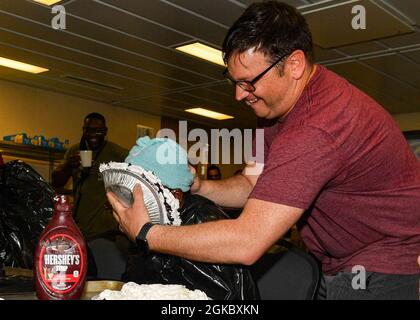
[251,239,320,300]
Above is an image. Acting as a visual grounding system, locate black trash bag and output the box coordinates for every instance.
[123,193,260,300]
[0,160,54,269]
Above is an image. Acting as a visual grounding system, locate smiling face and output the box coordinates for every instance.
[227,48,309,120]
[83,118,107,151]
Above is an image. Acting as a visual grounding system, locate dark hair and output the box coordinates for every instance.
[207,165,221,180]
[207,165,221,174]
[84,112,106,125]
[222,1,314,65]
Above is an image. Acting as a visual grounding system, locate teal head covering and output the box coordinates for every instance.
[125,136,193,192]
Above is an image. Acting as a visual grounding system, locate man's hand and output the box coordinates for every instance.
[65,153,81,170]
[106,184,150,241]
[189,165,201,194]
[418,255,420,269]
[52,153,81,188]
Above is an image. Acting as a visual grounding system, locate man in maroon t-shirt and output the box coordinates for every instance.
[107,2,420,299]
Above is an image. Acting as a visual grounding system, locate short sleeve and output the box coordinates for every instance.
[249,126,342,209]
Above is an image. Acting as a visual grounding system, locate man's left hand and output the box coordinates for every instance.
[106,184,150,241]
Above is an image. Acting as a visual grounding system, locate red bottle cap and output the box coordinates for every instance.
[54,195,72,212]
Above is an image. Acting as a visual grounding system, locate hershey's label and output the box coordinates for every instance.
[44,254,80,266]
[38,233,85,294]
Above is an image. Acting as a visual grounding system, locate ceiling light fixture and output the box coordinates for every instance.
[175,42,225,67]
[0,57,49,74]
[185,108,234,120]
[32,0,62,5]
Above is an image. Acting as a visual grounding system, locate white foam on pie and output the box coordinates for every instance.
[92,282,209,300]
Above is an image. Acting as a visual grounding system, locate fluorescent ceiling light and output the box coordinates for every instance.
[33,0,62,5]
[0,57,49,74]
[176,42,225,67]
[185,108,234,120]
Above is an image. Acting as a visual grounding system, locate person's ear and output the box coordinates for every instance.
[287,50,306,80]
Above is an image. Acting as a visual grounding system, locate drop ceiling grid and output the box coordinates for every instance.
[24,0,230,85]
[64,0,227,78]
[0,70,122,103]
[162,0,245,27]
[0,26,179,93]
[382,0,420,25]
[0,6,218,87]
[361,54,420,90]
[0,0,235,110]
[0,0,418,127]
[330,61,420,113]
[96,0,228,46]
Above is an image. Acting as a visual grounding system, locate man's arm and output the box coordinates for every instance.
[51,152,80,188]
[108,185,304,265]
[149,198,303,265]
[193,161,262,208]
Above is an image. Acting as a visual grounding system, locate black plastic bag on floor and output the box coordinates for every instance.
[123,193,260,300]
[0,160,54,269]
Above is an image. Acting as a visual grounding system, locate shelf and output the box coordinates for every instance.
[0,140,66,184]
[0,140,65,163]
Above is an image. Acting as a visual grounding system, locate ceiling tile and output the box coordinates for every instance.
[337,41,386,56]
[329,62,420,113]
[161,0,243,27]
[304,0,413,48]
[98,0,228,47]
[362,54,420,90]
[378,31,420,49]
[384,0,420,25]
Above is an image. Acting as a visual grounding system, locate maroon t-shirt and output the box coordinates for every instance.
[250,65,420,275]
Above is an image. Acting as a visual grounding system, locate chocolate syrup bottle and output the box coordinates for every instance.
[34,195,88,300]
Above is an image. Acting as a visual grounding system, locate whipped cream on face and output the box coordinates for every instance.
[92,282,209,300]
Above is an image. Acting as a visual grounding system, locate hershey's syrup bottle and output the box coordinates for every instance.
[34,195,88,300]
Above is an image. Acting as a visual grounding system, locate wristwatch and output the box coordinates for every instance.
[135,222,154,254]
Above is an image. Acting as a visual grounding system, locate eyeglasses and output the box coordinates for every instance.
[83,127,107,135]
[223,52,290,92]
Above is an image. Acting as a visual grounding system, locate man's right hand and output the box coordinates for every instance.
[65,153,81,170]
[52,153,80,188]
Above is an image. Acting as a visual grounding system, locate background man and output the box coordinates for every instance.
[52,112,129,280]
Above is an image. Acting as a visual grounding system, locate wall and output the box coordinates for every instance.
[0,79,161,181]
[0,79,161,150]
